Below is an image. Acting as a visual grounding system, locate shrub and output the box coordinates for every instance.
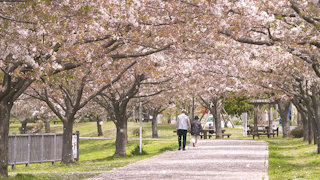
[130,144,148,155]
[132,128,145,136]
[291,126,304,138]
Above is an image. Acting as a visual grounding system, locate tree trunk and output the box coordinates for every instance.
[211,99,223,139]
[167,114,171,124]
[215,107,222,138]
[45,119,50,133]
[277,99,291,138]
[301,112,309,141]
[20,120,27,134]
[152,114,158,138]
[268,104,273,135]
[311,116,318,145]
[297,113,302,127]
[97,119,103,136]
[307,111,314,144]
[311,83,320,149]
[61,119,75,163]
[294,98,311,141]
[114,119,127,156]
[0,102,12,178]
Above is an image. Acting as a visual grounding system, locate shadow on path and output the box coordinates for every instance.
[88,140,269,180]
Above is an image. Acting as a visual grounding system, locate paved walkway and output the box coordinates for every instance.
[88,140,269,180]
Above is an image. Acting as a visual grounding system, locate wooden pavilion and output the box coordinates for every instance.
[247,99,277,138]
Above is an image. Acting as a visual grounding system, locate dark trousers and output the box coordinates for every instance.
[177,129,187,149]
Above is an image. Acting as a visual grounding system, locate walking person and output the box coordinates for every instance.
[176,109,191,150]
[191,115,203,147]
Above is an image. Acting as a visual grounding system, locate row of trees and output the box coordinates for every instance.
[2,0,320,177]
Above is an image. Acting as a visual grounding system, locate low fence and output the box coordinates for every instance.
[8,131,79,169]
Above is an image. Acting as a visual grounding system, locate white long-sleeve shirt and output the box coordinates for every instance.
[176,113,191,131]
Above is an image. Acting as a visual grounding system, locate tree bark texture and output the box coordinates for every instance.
[211,98,223,139]
[114,119,127,156]
[97,119,103,136]
[268,104,273,134]
[301,112,309,141]
[292,99,309,141]
[311,83,320,147]
[20,120,27,134]
[277,99,291,138]
[45,119,51,133]
[0,102,11,178]
[152,112,158,138]
[61,119,75,163]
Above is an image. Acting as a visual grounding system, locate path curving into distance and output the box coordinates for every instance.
[88,140,269,180]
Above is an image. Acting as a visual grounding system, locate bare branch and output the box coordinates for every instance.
[74,35,111,45]
[109,43,174,59]
[218,30,275,46]
[291,1,320,27]
[140,75,175,85]
[78,61,137,109]
[133,90,164,98]
[59,84,74,108]
[0,14,36,24]
[104,42,124,55]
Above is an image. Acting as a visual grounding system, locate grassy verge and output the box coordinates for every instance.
[266,138,320,180]
[226,128,320,179]
[6,121,178,180]
[8,122,320,179]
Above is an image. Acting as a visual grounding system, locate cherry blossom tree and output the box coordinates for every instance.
[95,57,176,156]
[144,92,175,138]
[0,0,204,175]
[25,61,136,163]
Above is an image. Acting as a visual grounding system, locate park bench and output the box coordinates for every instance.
[251,132,276,139]
[173,130,232,139]
[200,129,231,139]
[248,125,279,137]
[200,133,232,139]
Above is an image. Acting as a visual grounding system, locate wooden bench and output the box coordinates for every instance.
[251,132,276,139]
[247,126,279,137]
[200,133,231,139]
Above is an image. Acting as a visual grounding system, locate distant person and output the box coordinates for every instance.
[208,123,214,139]
[176,109,191,151]
[209,123,214,134]
[191,115,203,147]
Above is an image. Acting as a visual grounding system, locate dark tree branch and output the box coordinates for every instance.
[109,43,174,59]
[218,30,275,46]
[0,14,36,24]
[133,90,164,98]
[74,35,111,45]
[78,61,137,110]
[140,75,175,85]
[104,42,125,55]
[43,88,65,122]
[59,84,74,108]
[101,39,117,48]
[291,1,320,27]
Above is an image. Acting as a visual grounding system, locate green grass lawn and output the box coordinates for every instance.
[206,127,320,179]
[7,122,320,180]
[6,121,178,180]
[267,138,320,180]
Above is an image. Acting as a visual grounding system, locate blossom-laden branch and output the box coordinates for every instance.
[109,43,174,59]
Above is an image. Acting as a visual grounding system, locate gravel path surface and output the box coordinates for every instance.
[88,140,269,180]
